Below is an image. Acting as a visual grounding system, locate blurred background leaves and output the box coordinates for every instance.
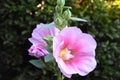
[0,0,120,80]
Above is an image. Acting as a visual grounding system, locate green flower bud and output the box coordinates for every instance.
[63,9,72,20]
[55,6,62,13]
[57,0,65,7]
[61,20,67,28]
[54,17,63,26]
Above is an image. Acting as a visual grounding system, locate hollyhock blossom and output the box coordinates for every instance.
[28,22,60,58]
[53,27,97,78]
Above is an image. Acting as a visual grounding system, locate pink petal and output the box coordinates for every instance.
[28,38,47,46]
[59,27,82,46]
[72,56,97,76]
[71,33,96,57]
[60,69,72,78]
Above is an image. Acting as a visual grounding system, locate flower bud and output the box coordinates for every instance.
[61,20,67,28]
[57,0,65,7]
[55,6,62,13]
[63,9,72,20]
[54,17,63,26]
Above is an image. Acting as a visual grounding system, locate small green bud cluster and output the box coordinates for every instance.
[54,0,72,29]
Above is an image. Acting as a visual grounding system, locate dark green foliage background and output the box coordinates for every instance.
[0,0,120,80]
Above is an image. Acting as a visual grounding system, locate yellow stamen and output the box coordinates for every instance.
[60,48,66,60]
[60,48,74,61]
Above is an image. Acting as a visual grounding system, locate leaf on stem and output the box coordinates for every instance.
[29,59,45,69]
[70,17,87,22]
[44,53,54,62]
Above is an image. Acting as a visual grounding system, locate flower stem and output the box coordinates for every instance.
[57,72,64,80]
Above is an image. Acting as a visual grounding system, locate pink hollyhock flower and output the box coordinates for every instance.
[53,27,97,78]
[28,22,60,58]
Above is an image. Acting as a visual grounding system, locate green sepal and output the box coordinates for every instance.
[43,36,53,52]
[43,36,53,41]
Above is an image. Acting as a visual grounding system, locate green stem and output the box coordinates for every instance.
[57,72,64,80]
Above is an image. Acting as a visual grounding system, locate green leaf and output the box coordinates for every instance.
[44,53,54,62]
[29,59,45,69]
[70,17,87,22]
